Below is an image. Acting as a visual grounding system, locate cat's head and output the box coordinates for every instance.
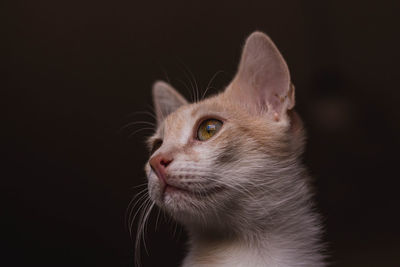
[145,32,304,233]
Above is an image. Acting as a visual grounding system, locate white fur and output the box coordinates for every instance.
[141,32,325,267]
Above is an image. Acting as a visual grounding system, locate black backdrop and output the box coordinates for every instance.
[3,0,400,266]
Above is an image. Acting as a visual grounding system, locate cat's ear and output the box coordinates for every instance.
[226,31,295,121]
[152,81,188,124]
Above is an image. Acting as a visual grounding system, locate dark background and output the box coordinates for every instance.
[3,0,400,266]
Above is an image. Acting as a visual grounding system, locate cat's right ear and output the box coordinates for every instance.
[225,32,295,121]
[152,81,188,124]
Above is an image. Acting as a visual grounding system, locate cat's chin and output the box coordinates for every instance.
[149,181,225,221]
[162,184,223,204]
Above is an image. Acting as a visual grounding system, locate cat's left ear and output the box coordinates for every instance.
[152,81,188,124]
[226,32,295,121]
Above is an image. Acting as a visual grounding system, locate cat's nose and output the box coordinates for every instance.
[149,154,173,182]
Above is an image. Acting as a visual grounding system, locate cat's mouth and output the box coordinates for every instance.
[163,183,190,194]
[161,182,224,198]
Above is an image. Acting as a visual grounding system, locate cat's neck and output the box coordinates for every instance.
[183,214,323,267]
[182,173,324,267]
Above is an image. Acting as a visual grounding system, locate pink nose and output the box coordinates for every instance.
[149,154,173,183]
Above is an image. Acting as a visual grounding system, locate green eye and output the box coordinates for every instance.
[197,119,223,141]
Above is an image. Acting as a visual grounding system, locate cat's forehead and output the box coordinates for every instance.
[155,97,227,139]
[163,105,192,138]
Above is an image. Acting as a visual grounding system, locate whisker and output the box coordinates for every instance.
[133,198,150,267]
[128,127,155,138]
[119,121,156,134]
[130,182,148,190]
[154,207,161,231]
[126,188,148,223]
[128,195,148,238]
[188,69,200,103]
[135,200,155,266]
[126,110,157,121]
[172,221,178,239]
[129,193,150,237]
[176,78,194,103]
[178,60,200,103]
[202,70,225,100]
[137,200,152,250]
[187,64,200,103]
[127,189,150,233]
[200,176,258,201]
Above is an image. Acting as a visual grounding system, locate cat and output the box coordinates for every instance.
[141,31,325,267]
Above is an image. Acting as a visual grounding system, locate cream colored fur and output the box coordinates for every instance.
[142,32,325,266]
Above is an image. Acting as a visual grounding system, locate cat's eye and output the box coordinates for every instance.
[150,139,163,155]
[197,119,223,141]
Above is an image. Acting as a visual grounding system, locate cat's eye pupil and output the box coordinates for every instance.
[206,125,216,132]
[197,119,222,141]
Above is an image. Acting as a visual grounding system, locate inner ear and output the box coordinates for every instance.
[152,81,188,124]
[225,32,295,121]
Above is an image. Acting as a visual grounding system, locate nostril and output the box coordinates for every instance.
[160,158,172,168]
[150,154,173,172]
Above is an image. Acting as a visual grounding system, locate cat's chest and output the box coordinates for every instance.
[181,241,279,267]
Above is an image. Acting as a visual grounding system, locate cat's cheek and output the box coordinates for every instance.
[187,143,217,163]
[148,184,163,206]
[144,163,151,178]
[147,173,164,205]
